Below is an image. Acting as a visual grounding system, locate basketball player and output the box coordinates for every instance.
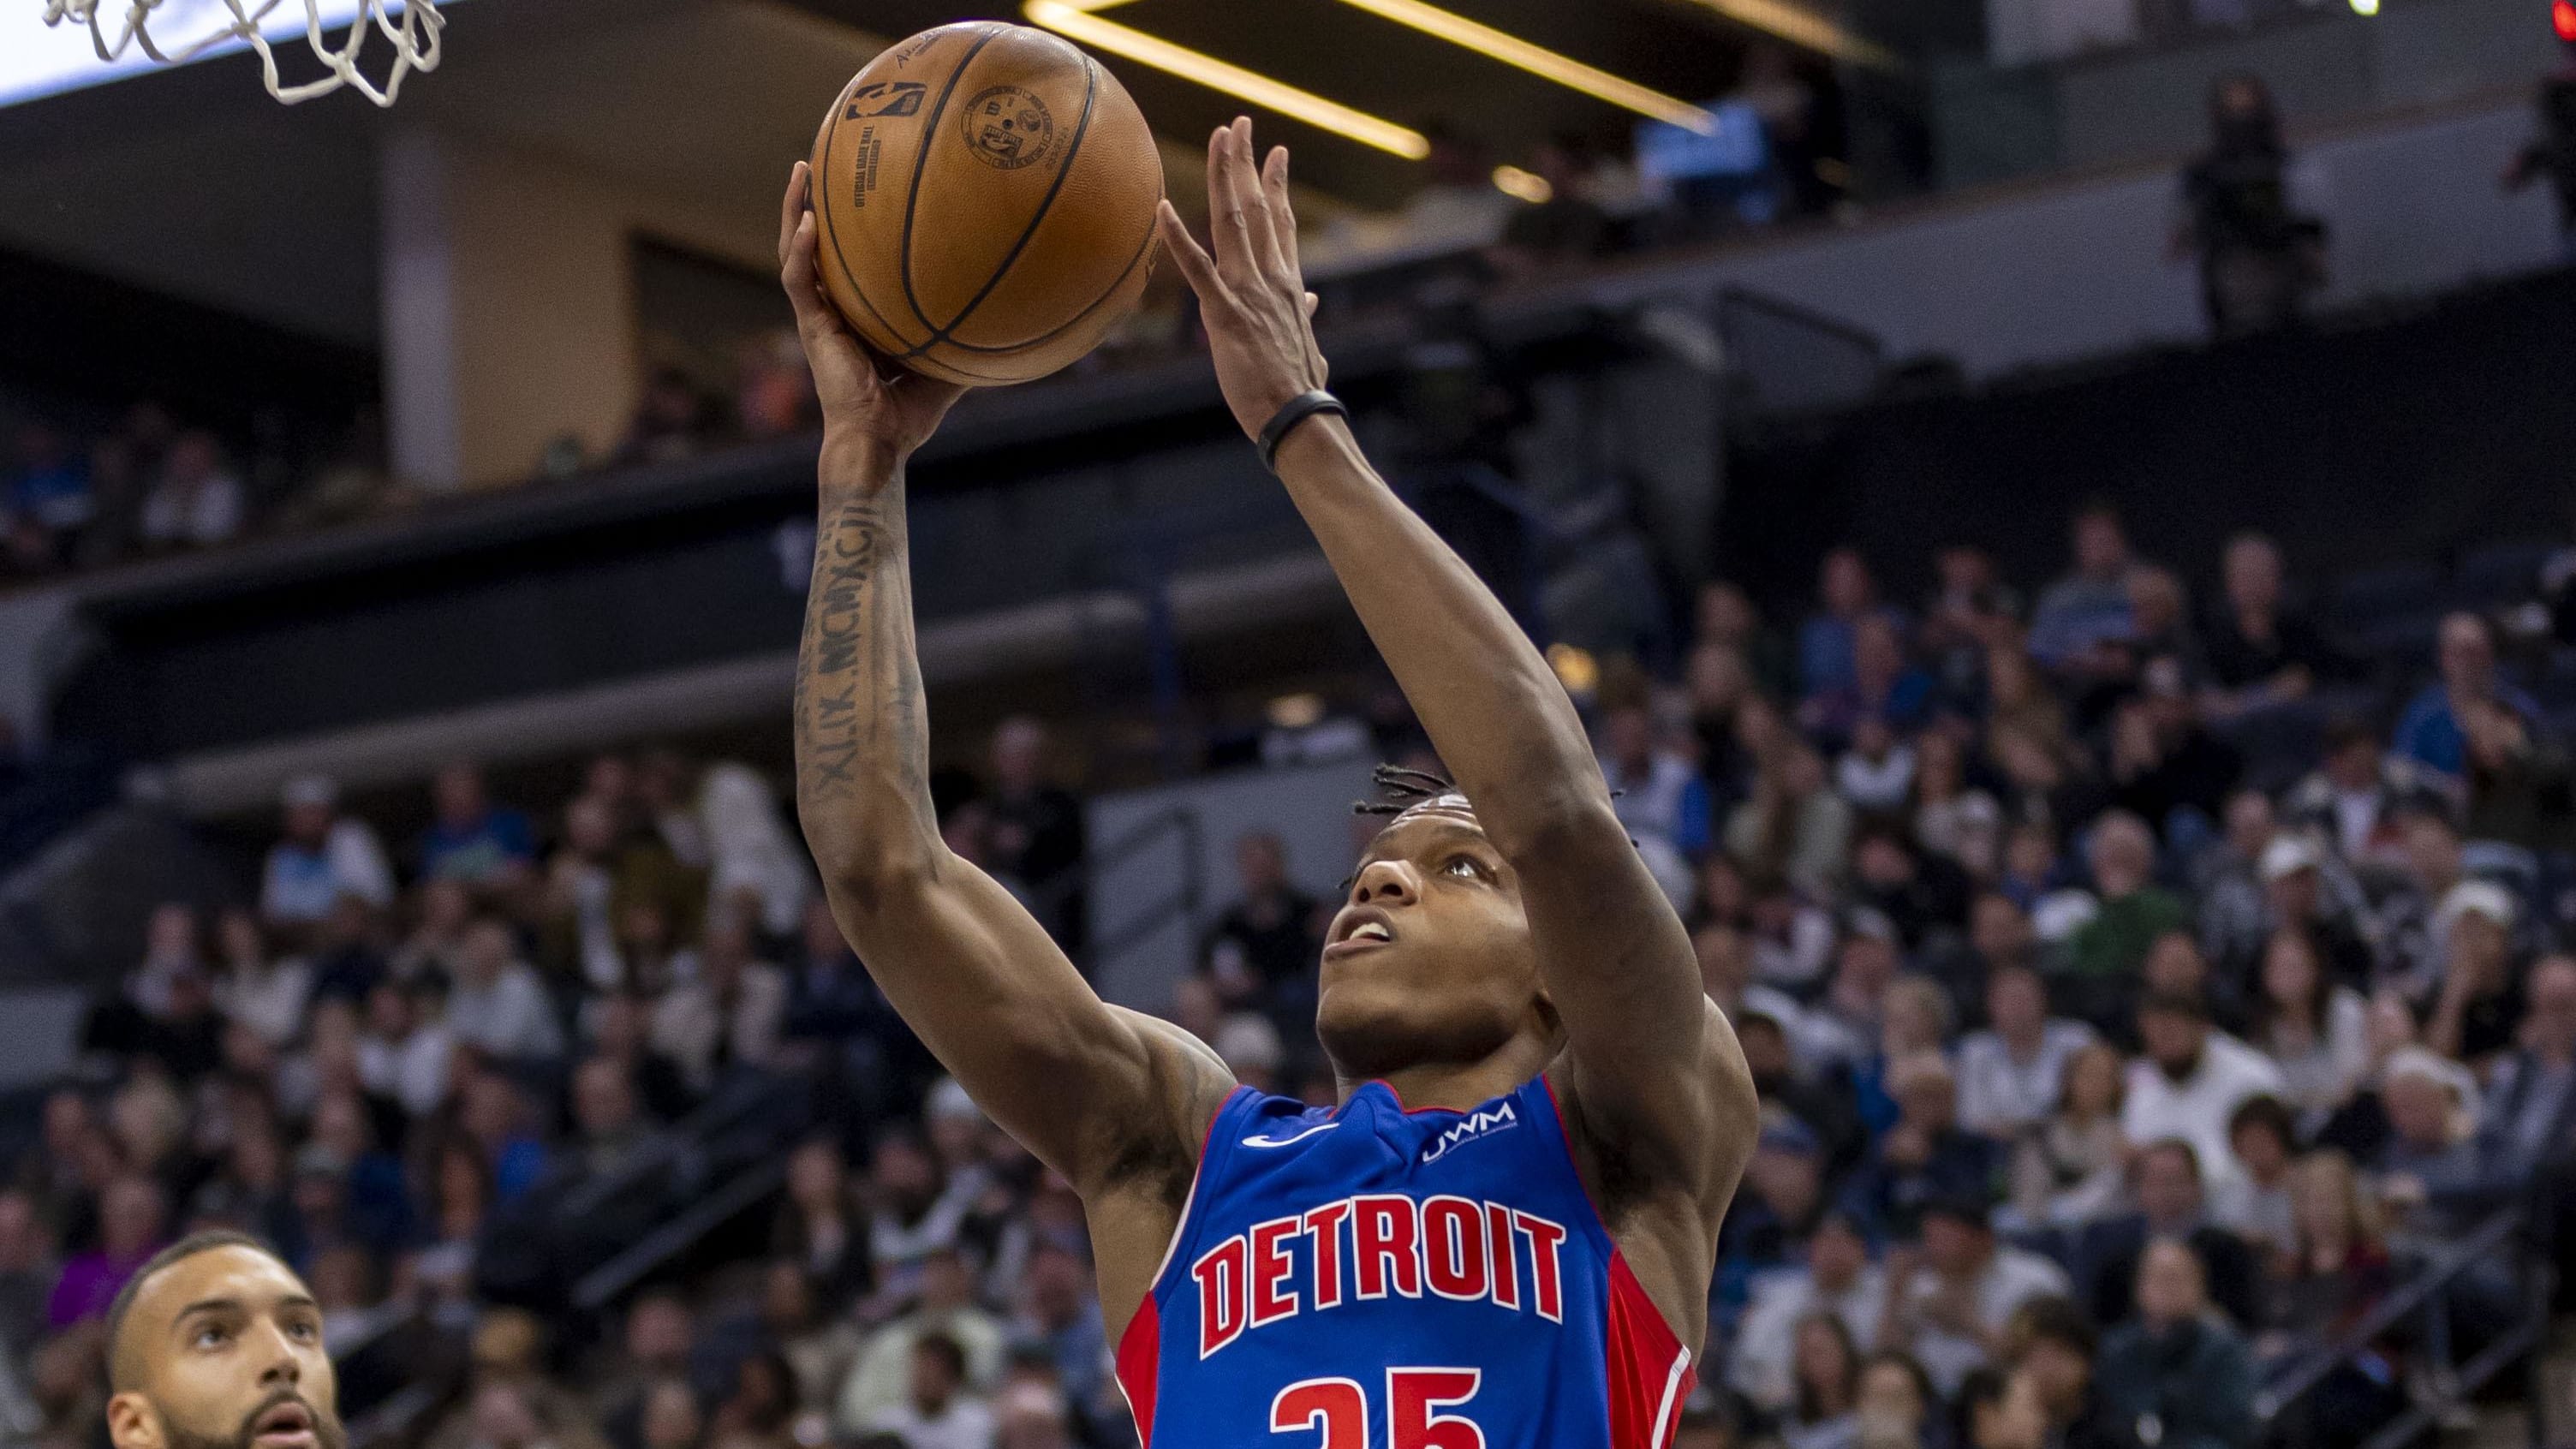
[777,114,1756,1448]
[100,1231,343,1449]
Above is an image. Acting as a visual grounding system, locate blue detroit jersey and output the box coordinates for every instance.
[1114,1076,1695,1449]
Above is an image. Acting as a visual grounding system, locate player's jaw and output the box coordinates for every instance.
[166,1390,343,1449]
[1314,866,1546,1080]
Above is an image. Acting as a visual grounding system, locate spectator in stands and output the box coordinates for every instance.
[2216,1095,2298,1257]
[983,717,1086,952]
[1488,134,1613,281]
[2123,989,2284,1196]
[1199,830,1327,1029]
[2105,661,2240,834]
[1846,827,1971,956]
[2079,1137,2262,1328]
[209,907,309,1051]
[1726,742,1852,899]
[736,331,820,441]
[2027,502,2134,674]
[761,1259,861,1417]
[356,977,449,1118]
[1846,1053,2006,1243]
[420,762,539,891]
[651,915,786,1091]
[1804,616,1934,751]
[2001,1297,2114,1449]
[2393,611,2539,779]
[2251,834,2376,991]
[4,422,92,571]
[2501,37,2576,257]
[2424,880,2525,1064]
[1855,1351,1939,1449]
[2288,718,2417,870]
[2248,927,2370,1123]
[2460,693,2576,850]
[2479,954,2576,1181]
[1775,1314,1862,1449]
[593,1289,696,1448]
[1731,1210,1885,1413]
[695,757,810,940]
[837,1247,1004,1434]
[1957,963,2096,1137]
[2011,1041,2129,1226]
[2372,1045,2492,1238]
[1699,579,1797,701]
[446,919,564,1062]
[2066,812,2188,982]
[1798,547,1902,700]
[1879,1195,2071,1398]
[44,1173,162,1328]
[1718,1120,1833,1298]
[2093,1241,2257,1449]
[1007,1243,1104,1422]
[1912,730,2002,880]
[772,1137,869,1309]
[1920,545,2021,707]
[589,988,695,1122]
[260,775,395,938]
[411,1142,490,1318]
[2261,1148,2404,1441]
[2199,532,2335,719]
[2176,73,2323,337]
[0,1190,54,1363]
[1601,701,1713,856]
[1744,874,1836,994]
[1843,716,1920,823]
[135,429,244,550]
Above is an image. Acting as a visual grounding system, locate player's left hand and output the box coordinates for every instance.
[778,160,967,478]
[1155,116,1330,445]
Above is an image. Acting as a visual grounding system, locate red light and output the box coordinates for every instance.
[2558,0,2576,40]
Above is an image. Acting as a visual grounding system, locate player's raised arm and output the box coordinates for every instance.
[778,162,1232,1203]
[1153,122,1755,1174]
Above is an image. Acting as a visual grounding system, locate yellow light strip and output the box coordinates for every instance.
[1024,0,1431,158]
[1327,0,1712,133]
[1679,0,1901,71]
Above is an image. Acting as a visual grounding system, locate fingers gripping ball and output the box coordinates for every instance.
[808,22,1163,387]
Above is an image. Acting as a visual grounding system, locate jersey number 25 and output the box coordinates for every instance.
[1272,1368,1485,1449]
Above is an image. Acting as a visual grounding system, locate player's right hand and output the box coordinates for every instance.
[778,160,966,479]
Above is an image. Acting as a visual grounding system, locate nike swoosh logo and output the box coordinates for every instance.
[1240,1122,1339,1148]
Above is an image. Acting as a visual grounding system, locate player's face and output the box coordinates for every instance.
[108,1246,342,1449]
[1316,808,1548,1080]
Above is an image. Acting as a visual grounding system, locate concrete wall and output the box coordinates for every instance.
[1085,758,1377,1014]
[379,127,777,490]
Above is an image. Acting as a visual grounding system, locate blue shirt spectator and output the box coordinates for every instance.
[2391,611,2542,778]
[10,423,93,532]
[420,761,538,886]
[2028,503,2137,667]
[1798,547,1905,699]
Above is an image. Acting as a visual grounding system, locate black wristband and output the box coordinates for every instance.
[1257,390,1347,472]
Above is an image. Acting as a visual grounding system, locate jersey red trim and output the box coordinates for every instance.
[1114,1292,1162,1446]
[1606,1250,1696,1449]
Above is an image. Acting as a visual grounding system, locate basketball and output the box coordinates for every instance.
[807,22,1162,387]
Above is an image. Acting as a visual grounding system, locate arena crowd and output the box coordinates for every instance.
[5,491,2576,1449]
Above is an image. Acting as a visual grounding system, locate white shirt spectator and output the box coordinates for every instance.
[837,1312,1006,1434]
[1956,1019,2097,1136]
[212,959,311,1050]
[1904,1246,2071,1396]
[261,819,396,924]
[650,958,788,1090]
[358,1022,452,1118]
[444,961,564,1060]
[2121,1033,2284,1193]
[1751,904,1837,992]
[866,1394,995,1449]
[699,760,814,938]
[2255,986,2371,1123]
[1730,1264,1887,1410]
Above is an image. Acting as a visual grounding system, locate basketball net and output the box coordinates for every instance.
[39,0,444,106]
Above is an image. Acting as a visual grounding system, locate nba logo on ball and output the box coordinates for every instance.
[963,86,1054,169]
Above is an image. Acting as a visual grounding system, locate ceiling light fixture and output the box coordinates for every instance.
[1024,0,1431,158]
[1676,0,1901,71]
[1328,0,1713,133]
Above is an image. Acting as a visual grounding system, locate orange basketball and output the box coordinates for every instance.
[808,22,1162,387]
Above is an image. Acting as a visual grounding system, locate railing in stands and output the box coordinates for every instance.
[2254,1206,2555,1449]
[1035,802,1202,981]
[573,1155,793,1311]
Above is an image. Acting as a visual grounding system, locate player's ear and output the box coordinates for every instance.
[104,1392,164,1449]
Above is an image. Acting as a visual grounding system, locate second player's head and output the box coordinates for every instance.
[1317,770,1559,1082]
[104,1231,343,1449]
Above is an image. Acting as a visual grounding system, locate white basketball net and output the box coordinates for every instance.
[39,0,444,106]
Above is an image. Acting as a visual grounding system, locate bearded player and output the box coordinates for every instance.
[778,115,1756,1449]
[101,1231,343,1449]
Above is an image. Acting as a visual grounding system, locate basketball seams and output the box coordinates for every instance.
[896,22,1006,337]
[935,210,1156,354]
[897,44,1098,361]
[814,71,927,357]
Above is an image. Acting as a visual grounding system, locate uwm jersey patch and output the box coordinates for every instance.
[1115,1076,1695,1449]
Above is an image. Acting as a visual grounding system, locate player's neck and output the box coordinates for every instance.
[1341,1049,1545,1113]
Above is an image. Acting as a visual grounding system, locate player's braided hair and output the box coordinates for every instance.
[1352,763,1459,816]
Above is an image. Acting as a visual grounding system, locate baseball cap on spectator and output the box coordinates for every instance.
[2258,835,2321,884]
[2436,880,2516,933]
[283,774,338,811]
